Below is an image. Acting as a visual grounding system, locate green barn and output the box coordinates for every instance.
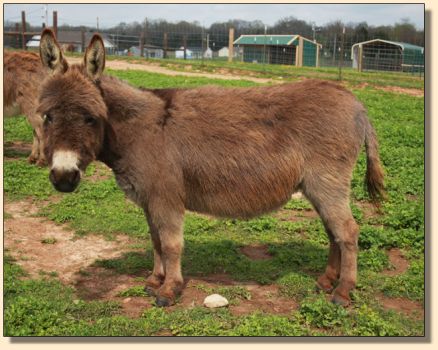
[233,34,321,67]
[351,39,424,72]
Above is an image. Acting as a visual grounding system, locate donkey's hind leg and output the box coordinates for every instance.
[316,229,341,293]
[302,174,359,306]
[28,130,39,164]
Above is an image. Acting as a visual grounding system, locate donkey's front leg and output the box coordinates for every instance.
[146,202,185,307]
[144,216,165,296]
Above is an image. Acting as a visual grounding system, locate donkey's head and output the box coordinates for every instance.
[38,29,107,192]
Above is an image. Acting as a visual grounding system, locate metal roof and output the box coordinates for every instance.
[234,34,322,48]
[351,39,423,52]
[234,35,298,46]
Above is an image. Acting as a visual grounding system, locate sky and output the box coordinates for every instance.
[4,3,424,30]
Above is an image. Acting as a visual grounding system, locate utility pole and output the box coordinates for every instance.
[21,11,26,50]
[263,24,267,64]
[45,4,48,28]
[96,16,99,31]
[53,11,58,38]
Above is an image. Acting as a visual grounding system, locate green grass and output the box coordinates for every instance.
[106,68,260,89]
[4,116,34,143]
[3,69,424,336]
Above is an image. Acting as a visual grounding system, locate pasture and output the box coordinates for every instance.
[3,65,424,336]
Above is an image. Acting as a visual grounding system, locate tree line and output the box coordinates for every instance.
[4,16,424,52]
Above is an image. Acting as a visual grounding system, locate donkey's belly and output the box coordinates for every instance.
[183,163,301,219]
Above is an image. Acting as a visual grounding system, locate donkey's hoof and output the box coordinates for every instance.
[144,286,156,297]
[155,296,173,307]
[331,294,350,307]
[315,282,333,294]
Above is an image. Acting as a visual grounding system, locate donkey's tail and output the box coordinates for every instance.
[362,114,386,205]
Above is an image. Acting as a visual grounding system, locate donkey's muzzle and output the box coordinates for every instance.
[49,168,81,193]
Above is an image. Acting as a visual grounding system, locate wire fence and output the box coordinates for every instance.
[4,24,424,77]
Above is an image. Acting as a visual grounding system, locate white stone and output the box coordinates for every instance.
[203,294,229,308]
[291,191,303,199]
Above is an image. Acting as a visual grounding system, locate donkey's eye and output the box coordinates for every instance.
[84,115,96,125]
[44,114,53,124]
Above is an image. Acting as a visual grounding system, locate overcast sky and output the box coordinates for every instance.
[4,3,424,29]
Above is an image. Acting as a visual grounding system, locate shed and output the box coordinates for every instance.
[129,45,164,58]
[26,31,116,54]
[233,34,321,67]
[351,39,424,72]
[218,47,229,57]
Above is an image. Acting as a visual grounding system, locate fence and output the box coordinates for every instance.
[4,16,424,77]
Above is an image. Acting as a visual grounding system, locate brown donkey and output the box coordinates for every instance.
[4,51,48,165]
[38,29,385,307]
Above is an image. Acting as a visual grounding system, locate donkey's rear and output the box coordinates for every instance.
[4,51,47,165]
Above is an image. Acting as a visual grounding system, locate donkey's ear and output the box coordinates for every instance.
[84,34,105,81]
[39,28,68,74]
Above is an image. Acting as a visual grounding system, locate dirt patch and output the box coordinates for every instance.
[170,276,298,316]
[274,208,319,223]
[85,162,113,182]
[240,244,272,260]
[353,82,423,97]
[406,194,419,201]
[383,248,409,276]
[74,266,152,318]
[4,199,139,284]
[355,200,382,220]
[66,57,275,84]
[377,294,423,319]
[4,141,32,159]
[377,85,424,97]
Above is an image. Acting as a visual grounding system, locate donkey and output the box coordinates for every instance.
[38,29,385,307]
[4,50,48,165]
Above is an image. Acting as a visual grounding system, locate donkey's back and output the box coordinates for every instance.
[163,80,368,218]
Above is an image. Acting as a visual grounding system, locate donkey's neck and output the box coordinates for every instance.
[99,75,161,122]
[96,75,164,170]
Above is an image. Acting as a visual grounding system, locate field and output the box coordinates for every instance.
[3,62,425,336]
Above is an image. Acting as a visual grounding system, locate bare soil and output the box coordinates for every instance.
[172,275,298,316]
[273,208,319,223]
[86,162,113,182]
[383,248,410,276]
[355,200,382,220]
[4,141,32,159]
[240,244,272,260]
[353,82,423,97]
[4,199,139,284]
[377,294,423,319]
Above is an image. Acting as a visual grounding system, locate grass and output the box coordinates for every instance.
[3,69,424,336]
[106,68,259,89]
